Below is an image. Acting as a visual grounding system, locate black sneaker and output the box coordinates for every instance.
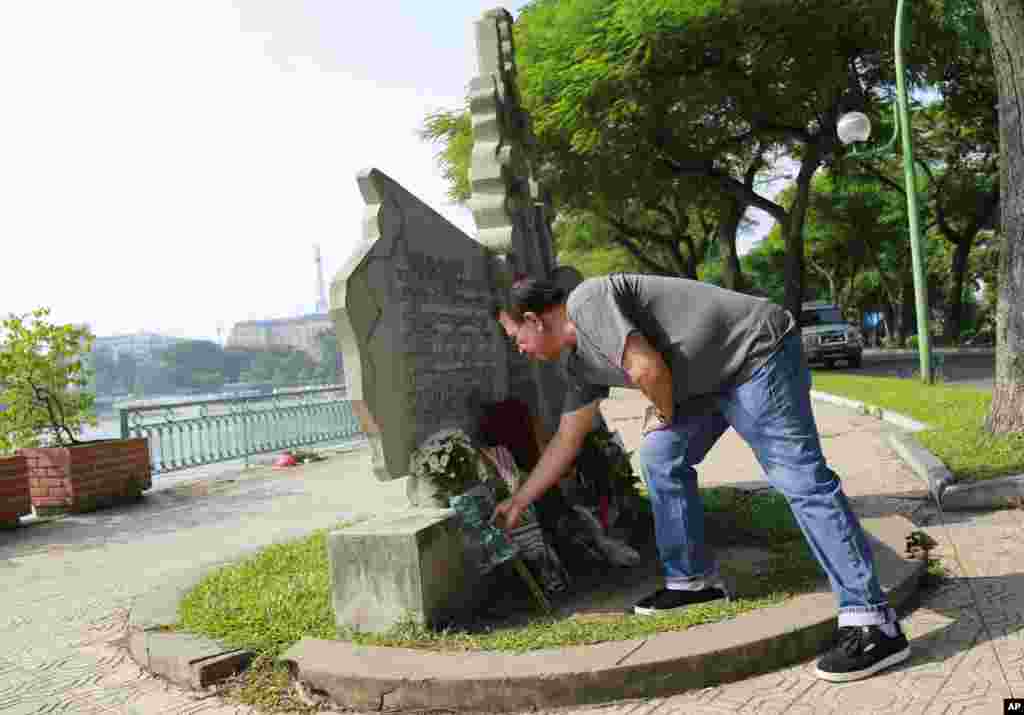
[814,624,911,682]
[633,587,729,615]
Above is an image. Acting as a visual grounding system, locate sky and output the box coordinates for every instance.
[1,1,783,345]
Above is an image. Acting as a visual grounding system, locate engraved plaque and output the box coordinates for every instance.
[331,168,508,480]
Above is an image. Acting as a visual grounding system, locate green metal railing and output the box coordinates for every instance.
[118,386,366,476]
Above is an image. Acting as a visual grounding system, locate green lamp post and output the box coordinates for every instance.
[837,0,933,384]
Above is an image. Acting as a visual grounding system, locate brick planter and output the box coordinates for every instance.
[0,455,31,528]
[19,437,152,516]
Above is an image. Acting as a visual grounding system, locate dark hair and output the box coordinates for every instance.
[496,276,567,322]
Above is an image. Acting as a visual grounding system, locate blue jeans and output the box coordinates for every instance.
[638,333,894,627]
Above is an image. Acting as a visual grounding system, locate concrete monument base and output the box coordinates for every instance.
[327,509,487,634]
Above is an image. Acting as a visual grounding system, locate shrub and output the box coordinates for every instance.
[0,308,98,455]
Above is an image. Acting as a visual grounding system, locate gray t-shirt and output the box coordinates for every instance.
[561,274,795,414]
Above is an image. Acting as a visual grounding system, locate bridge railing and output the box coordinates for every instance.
[118,385,366,475]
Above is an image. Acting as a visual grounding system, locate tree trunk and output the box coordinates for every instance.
[783,151,822,318]
[718,199,747,292]
[898,275,916,344]
[945,238,972,345]
[981,0,1024,434]
[683,243,699,281]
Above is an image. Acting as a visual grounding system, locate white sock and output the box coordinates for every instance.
[879,621,900,638]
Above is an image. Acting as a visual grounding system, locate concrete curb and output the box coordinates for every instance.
[886,433,954,506]
[888,431,1024,511]
[941,474,1024,510]
[811,390,1024,511]
[128,560,256,691]
[809,390,929,433]
[281,516,921,713]
[127,517,920,710]
[861,348,995,361]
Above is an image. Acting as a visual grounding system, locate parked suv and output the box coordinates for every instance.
[798,301,863,369]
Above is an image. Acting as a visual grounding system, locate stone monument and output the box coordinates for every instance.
[467,7,576,439]
[326,7,580,635]
[332,168,508,493]
[329,168,511,632]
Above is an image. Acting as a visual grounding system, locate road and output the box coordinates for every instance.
[815,350,995,390]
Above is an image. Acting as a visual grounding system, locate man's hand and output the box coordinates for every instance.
[642,404,673,437]
[492,495,529,531]
[622,333,674,422]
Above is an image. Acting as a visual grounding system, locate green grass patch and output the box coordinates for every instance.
[178,525,346,660]
[177,488,824,659]
[812,372,1024,482]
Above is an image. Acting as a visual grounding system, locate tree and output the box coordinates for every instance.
[742,233,788,305]
[821,169,919,342]
[157,340,227,392]
[850,99,999,343]
[419,107,473,203]
[86,346,116,395]
[418,105,733,280]
[314,330,343,385]
[239,350,279,384]
[116,352,138,394]
[223,348,259,384]
[134,359,174,397]
[979,0,1024,433]
[917,109,999,343]
[552,211,650,277]
[513,0,960,317]
[972,231,1001,330]
[763,167,963,345]
[280,350,313,387]
[0,308,99,453]
[238,346,318,388]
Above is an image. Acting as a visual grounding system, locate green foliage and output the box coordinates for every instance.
[158,340,228,392]
[578,423,639,497]
[516,0,959,308]
[741,232,787,304]
[116,353,138,394]
[316,331,343,383]
[801,168,919,314]
[700,486,802,544]
[85,346,116,394]
[84,330,342,399]
[418,0,971,295]
[516,0,949,175]
[238,346,325,389]
[418,106,473,203]
[943,0,990,49]
[0,308,99,455]
[178,524,349,659]
[554,212,653,276]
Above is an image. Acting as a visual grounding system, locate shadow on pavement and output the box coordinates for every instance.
[0,468,309,561]
[898,571,1024,676]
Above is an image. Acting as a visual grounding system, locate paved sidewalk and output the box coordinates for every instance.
[0,395,1021,714]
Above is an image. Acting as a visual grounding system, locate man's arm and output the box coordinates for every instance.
[510,399,600,507]
[621,332,674,422]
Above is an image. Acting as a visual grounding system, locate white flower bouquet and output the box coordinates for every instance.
[408,428,491,503]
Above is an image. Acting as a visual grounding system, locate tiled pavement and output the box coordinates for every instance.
[0,396,1020,714]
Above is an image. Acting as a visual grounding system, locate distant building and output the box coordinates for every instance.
[226,313,335,364]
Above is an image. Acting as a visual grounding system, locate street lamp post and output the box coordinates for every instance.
[838,0,933,384]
